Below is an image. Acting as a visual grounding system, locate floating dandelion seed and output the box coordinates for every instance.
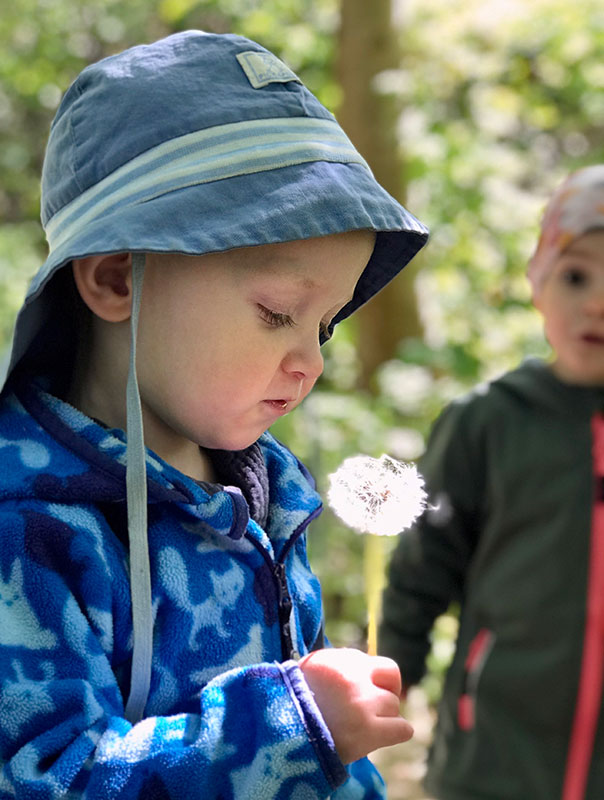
[327,454,427,655]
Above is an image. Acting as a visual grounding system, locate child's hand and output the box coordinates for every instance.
[298,647,413,764]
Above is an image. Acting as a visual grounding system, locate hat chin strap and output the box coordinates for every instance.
[123,252,152,724]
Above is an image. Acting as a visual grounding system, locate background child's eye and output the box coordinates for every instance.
[562,268,586,287]
[258,305,295,329]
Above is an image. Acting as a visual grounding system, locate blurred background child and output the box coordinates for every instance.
[380,165,604,800]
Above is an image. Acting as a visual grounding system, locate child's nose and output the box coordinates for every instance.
[585,286,604,316]
[283,337,324,384]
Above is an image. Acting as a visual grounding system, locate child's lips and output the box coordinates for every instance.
[581,333,604,345]
[264,399,294,415]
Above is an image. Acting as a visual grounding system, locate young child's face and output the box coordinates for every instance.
[136,231,375,452]
[535,230,604,386]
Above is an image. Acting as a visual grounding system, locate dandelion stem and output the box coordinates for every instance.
[365,533,385,656]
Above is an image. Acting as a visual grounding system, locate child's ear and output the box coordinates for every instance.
[72,253,132,322]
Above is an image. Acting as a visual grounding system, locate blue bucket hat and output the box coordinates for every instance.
[6,30,429,724]
[7,29,428,377]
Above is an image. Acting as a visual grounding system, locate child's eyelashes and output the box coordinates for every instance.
[258,305,296,329]
[258,304,333,340]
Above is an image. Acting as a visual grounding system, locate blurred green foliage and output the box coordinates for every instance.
[2,0,604,695]
[275,0,604,683]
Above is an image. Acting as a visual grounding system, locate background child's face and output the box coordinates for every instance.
[534,230,604,385]
[136,231,375,452]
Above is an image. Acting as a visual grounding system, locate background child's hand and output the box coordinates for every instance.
[298,647,413,764]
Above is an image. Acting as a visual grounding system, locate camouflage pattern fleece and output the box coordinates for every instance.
[0,378,385,800]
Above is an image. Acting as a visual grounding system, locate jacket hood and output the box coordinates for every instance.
[486,358,604,416]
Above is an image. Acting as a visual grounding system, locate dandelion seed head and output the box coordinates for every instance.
[327,454,427,536]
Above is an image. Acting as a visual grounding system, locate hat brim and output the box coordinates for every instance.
[8,159,428,380]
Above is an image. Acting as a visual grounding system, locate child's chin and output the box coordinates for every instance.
[205,431,266,453]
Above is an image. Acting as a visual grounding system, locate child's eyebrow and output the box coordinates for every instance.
[299,276,356,307]
[262,270,337,293]
[561,243,597,259]
[255,264,356,306]
[297,276,318,290]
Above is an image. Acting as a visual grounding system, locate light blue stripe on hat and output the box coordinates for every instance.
[44,116,370,254]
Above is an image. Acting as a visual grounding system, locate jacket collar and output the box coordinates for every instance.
[2,378,321,542]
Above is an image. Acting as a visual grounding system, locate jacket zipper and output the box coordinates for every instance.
[273,560,295,659]
[562,414,604,800]
[457,627,494,731]
[245,506,322,662]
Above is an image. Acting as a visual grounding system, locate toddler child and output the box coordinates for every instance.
[0,30,429,800]
[380,164,604,800]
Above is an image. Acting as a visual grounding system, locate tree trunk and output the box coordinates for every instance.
[337,0,423,390]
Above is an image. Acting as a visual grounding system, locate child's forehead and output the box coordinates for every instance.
[156,231,374,282]
[551,230,604,279]
[561,229,604,258]
[145,234,372,316]
[232,231,374,264]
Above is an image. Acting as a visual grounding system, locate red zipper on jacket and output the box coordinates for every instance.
[457,628,494,731]
[562,413,604,800]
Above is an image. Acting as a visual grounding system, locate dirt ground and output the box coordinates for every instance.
[368,687,436,800]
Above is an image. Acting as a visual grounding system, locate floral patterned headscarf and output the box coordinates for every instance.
[528,165,604,296]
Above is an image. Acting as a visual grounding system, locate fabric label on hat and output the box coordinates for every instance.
[236,51,302,89]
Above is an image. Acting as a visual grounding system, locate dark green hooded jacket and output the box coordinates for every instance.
[380,358,604,800]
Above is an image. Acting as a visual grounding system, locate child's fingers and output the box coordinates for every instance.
[370,656,403,696]
[377,715,414,747]
[373,686,405,718]
[337,704,414,763]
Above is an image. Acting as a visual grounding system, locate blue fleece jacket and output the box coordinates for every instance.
[0,379,385,799]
